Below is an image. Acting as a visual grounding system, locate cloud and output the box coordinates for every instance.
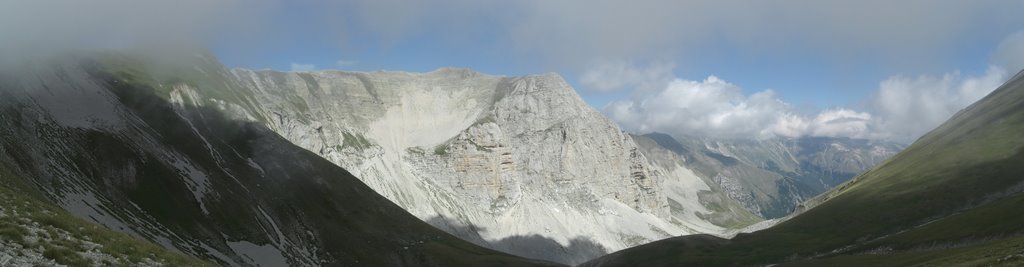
[994,31,1024,73]
[579,61,674,92]
[290,63,317,72]
[0,0,272,63]
[867,66,1008,142]
[606,66,1010,143]
[805,109,872,139]
[606,76,797,139]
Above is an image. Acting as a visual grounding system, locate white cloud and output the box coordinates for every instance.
[994,31,1024,73]
[579,61,674,92]
[336,60,357,67]
[605,66,1010,143]
[606,76,798,139]
[806,109,872,138]
[290,63,316,71]
[867,66,1008,142]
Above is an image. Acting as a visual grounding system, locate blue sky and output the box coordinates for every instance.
[6,0,1020,142]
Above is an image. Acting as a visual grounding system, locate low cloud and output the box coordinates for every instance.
[290,63,317,72]
[868,66,1007,141]
[606,67,1009,143]
[0,0,271,64]
[606,76,796,139]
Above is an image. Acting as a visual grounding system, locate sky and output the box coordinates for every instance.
[3,0,1024,143]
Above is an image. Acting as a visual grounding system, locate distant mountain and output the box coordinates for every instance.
[0,53,558,266]
[635,133,903,218]
[583,70,1024,266]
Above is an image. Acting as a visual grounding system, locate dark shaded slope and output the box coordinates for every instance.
[0,56,560,266]
[584,70,1024,267]
[0,161,215,266]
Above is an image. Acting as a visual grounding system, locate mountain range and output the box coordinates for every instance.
[8,49,1012,267]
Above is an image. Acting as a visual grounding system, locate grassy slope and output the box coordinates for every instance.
[583,72,1024,266]
[0,163,215,266]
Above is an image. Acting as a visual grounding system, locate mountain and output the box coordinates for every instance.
[634,134,903,218]
[0,53,559,266]
[168,52,756,264]
[582,70,1024,266]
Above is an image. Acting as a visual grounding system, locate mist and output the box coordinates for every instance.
[0,0,274,66]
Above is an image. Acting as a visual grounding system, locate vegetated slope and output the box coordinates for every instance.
[103,50,759,264]
[0,163,214,266]
[583,70,1024,267]
[0,54,560,266]
[636,133,902,219]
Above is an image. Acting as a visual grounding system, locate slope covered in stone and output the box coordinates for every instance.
[582,70,1024,266]
[0,53,559,267]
